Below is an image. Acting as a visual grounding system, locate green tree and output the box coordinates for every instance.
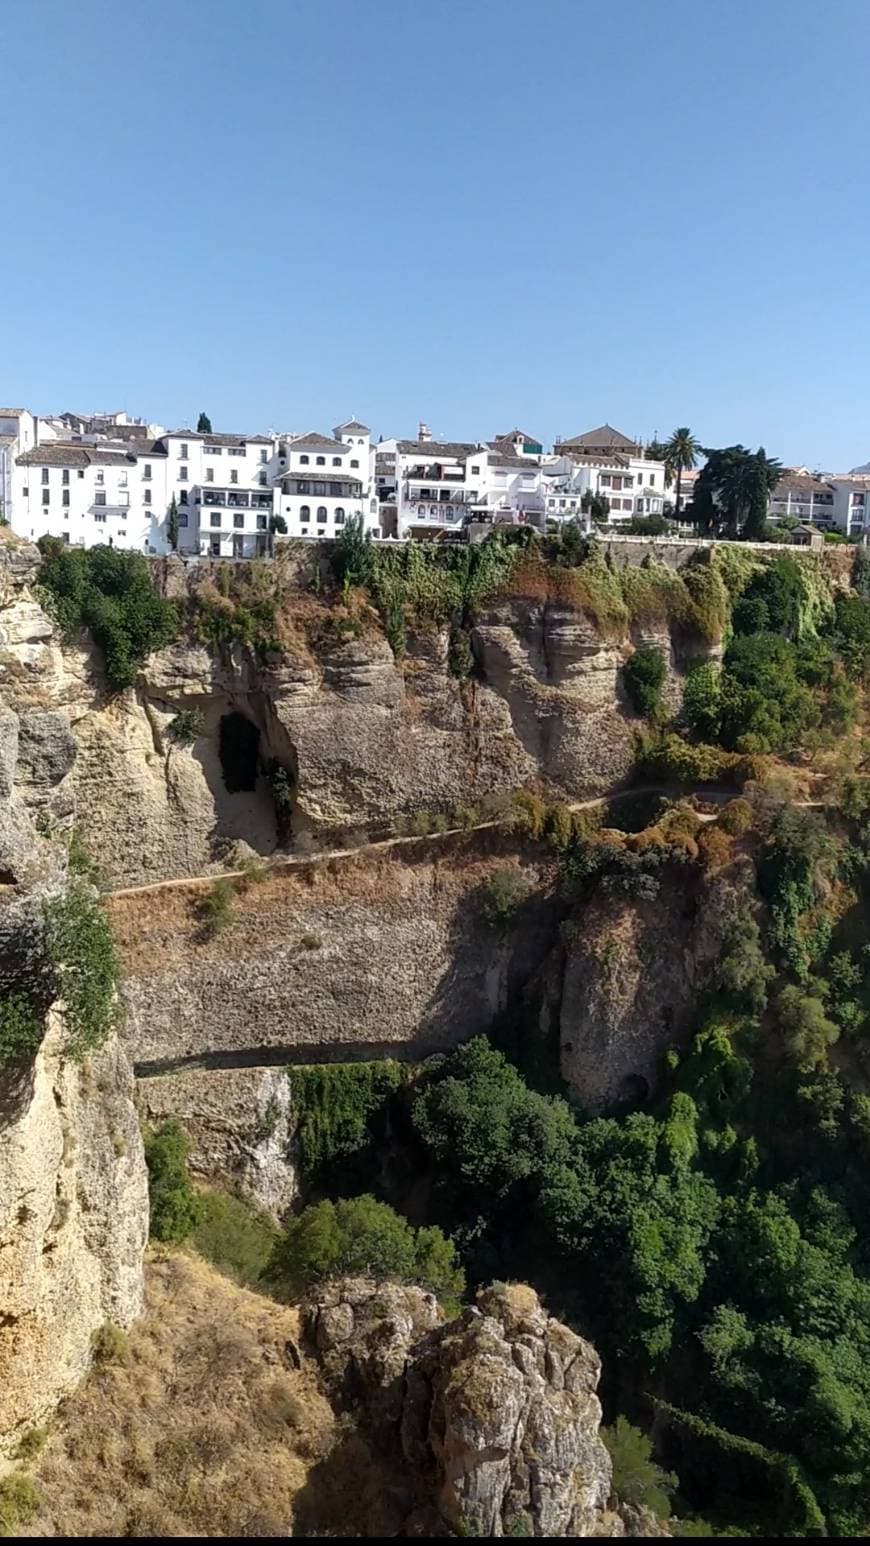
[693,446,781,538]
[663,427,701,520]
[196,412,212,433]
[268,512,287,558]
[603,1416,676,1518]
[167,494,179,552]
[581,489,611,524]
[37,543,179,691]
[267,1194,464,1306]
[331,513,372,590]
[0,994,44,1070]
[623,644,667,717]
[743,447,782,541]
[776,985,839,1069]
[144,1120,202,1243]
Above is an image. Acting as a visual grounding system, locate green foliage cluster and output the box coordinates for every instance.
[267,1193,465,1312]
[43,878,121,1060]
[757,804,840,977]
[405,1020,870,1535]
[144,1120,202,1243]
[0,994,44,1070]
[623,644,667,717]
[198,877,235,936]
[289,1061,403,1179]
[478,866,532,924]
[603,1416,676,1518]
[168,706,205,745]
[37,542,179,691]
[361,536,519,658]
[191,562,281,653]
[190,1188,279,1288]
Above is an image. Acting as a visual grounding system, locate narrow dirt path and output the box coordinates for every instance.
[109,781,784,902]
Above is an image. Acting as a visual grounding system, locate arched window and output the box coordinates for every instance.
[335,507,345,524]
[300,504,310,518]
[317,505,327,519]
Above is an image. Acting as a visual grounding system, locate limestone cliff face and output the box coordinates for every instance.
[306,1277,667,1538]
[0,1018,147,1459]
[558,867,738,1108]
[59,562,711,889]
[0,537,148,1457]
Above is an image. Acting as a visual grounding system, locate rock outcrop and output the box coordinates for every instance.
[305,1278,667,1537]
[0,536,148,1458]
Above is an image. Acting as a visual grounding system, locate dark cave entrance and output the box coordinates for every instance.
[218,711,260,793]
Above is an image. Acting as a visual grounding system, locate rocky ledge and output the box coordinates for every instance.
[305,1277,668,1537]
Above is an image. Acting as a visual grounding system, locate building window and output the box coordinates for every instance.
[301,527,309,536]
[93,512,106,523]
[649,473,656,486]
[179,465,188,481]
[62,469,70,485]
[180,443,188,459]
[300,505,310,518]
[234,512,244,529]
[210,512,221,528]
[257,514,268,531]
[143,464,151,480]
[258,472,267,486]
[230,469,238,484]
[62,532,70,544]
[180,490,188,505]
[297,480,310,495]
[206,468,214,482]
[78,470,85,479]
[41,467,49,483]
[335,507,346,525]
[600,475,611,487]
[259,449,267,464]
[299,454,309,465]
[317,527,325,536]
[42,488,50,506]
[316,456,325,466]
[95,470,104,485]
[228,447,244,457]
[317,505,327,519]
[22,486,28,496]
[178,511,188,527]
[332,456,341,466]
[471,465,480,474]
[62,489,70,507]
[95,491,106,507]
[350,459,359,468]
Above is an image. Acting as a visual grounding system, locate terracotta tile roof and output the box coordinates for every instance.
[164,430,273,445]
[289,432,348,451]
[333,419,370,435]
[397,439,480,458]
[561,424,639,451]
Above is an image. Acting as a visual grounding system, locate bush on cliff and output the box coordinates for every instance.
[623,645,667,718]
[0,994,44,1070]
[267,1194,464,1310]
[478,866,532,924]
[43,878,121,1060]
[289,1061,403,1180]
[144,1120,202,1243]
[37,542,179,691]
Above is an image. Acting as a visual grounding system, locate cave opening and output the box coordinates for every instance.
[218,711,261,793]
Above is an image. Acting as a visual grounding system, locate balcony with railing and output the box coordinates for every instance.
[405,464,466,483]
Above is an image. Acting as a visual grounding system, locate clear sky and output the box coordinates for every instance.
[2,0,868,468]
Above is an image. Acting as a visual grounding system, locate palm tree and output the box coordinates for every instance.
[663,427,701,519]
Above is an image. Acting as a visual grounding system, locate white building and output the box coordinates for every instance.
[161,429,275,558]
[273,421,378,540]
[545,424,666,525]
[378,424,545,539]
[13,440,169,552]
[0,410,36,524]
[768,469,836,530]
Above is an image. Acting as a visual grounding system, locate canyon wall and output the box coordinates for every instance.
[0,537,147,1458]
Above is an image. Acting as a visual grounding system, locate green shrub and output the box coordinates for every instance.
[13,1426,48,1462]
[190,1188,279,1288]
[43,879,121,1060]
[776,986,839,1069]
[0,1473,40,1536]
[717,797,754,836]
[199,877,234,936]
[268,1194,465,1310]
[623,645,667,717]
[168,707,205,745]
[289,1062,403,1178]
[603,1416,676,1519]
[478,867,532,925]
[330,514,373,590]
[448,625,475,678]
[144,1120,202,1243]
[682,662,721,741]
[37,542,179,692]
[91,1322,130,1365]
[0,994,44,1070]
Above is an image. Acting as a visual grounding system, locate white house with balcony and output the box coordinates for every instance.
[12,440,170,551]
[161,429,276,558]
[767,469,836,530]
[272,425,377,539]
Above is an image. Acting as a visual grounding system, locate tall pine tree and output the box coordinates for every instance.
[196,412,212,433]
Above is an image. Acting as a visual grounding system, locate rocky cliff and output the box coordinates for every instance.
[0,536,147,1459]
[306,1277,667,1537]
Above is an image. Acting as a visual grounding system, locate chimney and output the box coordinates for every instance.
[418,421,432,443]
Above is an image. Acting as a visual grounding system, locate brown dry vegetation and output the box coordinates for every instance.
[21,1252,392,1539]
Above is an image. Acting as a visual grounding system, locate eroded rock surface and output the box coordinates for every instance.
[305,1278,666,1537]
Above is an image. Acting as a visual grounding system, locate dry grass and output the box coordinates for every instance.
[23,1252,338,1539]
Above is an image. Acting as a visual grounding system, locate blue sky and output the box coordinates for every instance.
[2,0,868,468]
